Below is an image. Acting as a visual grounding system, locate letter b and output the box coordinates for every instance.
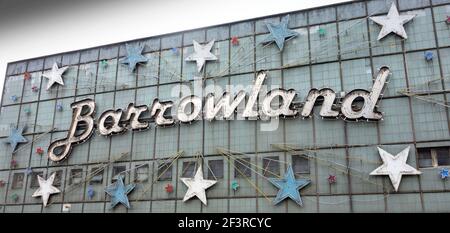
[48,99,95,162]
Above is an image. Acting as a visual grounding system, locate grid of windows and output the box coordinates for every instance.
[1,0,450,212]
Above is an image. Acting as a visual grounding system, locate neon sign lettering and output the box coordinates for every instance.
[48,67,390,162]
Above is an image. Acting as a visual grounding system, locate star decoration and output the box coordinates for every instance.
[31,85,39,92]
[171,47,179,55]
[25,167,33,176]
[327,175,337,184]
[120,44,149,71]
[268,165,310,206]
[165,183,174,193]
[42,62,69,91]
[24,72,31,80]
[185,40,218,73]
[56,103,64,112]
[32,173,61,207]
[11,193,19,202]
[231,180,240,191]
[9,95,18,102]
[260,15,299,51]
[370,146,421,192]
[231,36,239,46]
[36,147,44,155]
[104,175,135,209]
[440,168,449,180]
[424,51,434,61]
[87,185,95,199]
[6,126,28,152]
[180,165,217,205]
[100,60,108,68]
[369,3,416,40]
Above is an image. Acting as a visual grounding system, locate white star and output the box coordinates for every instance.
[32,172,61,207]
[185,40,218,73]
[180,165,217,205]
[370,146,421,192]
[42,62,69,90]
[370,3,416,40]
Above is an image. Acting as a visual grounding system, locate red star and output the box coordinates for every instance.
[231,36,239,46]
[10,159,18,168]
[165,183,174,193]
[328,175,336,184]
[31,85,39,92]
[24,72,31,80]
[36,147,44,155]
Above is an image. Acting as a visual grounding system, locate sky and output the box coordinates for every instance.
[0,0,350,103]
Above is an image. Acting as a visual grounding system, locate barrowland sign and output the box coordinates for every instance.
[48,66,390,162]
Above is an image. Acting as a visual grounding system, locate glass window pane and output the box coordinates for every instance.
[12,173,25,189]
[89,167,104,184]
[30,171,44,188]
[436,147,450,166]
[181,161,197,178]
[207,160,224,179]
[418,148,433,168]
[70,168,83,185]
[112,165,126,181]
[262,156,280,178]
[157,163,172,181]
[292,154,310,175]
[234,157,251,178]
[134,164,149,183]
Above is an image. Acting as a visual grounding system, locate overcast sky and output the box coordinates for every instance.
[0,0,349,103]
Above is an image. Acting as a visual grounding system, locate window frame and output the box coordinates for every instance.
[207,159,224,179]
[157,162,173,181]
[292,154,310,176]
[181,161,197,178]
[134,164,149,183]
[30,171,44,188]
[11,172,25,189]
[111,165,126,182]
[262,156,280,178]
[418,147,450,168]
[69,168,83,185]
[234,157,252,178]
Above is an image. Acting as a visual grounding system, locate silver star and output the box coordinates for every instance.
[32,172,61,207]
[180,165,217,205]
[370,3,416,40]
[370,146,421,192]
[41,62,69,90]
[185,40,218,73]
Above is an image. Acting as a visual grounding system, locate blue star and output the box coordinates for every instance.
[120,44,149,71]
[105,175,135,209]
[6,126,28,152]
[441,168,449,179]
[260,15,299,51]
[268,165,310,206]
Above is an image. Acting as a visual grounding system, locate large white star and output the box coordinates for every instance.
[42,62,69,90]
[32,173,61,207]
[185,40,218,73]
[180,165,217,205]
[370,146,421,192]
[370,3,416,40]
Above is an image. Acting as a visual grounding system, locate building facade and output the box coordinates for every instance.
[1,0,450,213]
